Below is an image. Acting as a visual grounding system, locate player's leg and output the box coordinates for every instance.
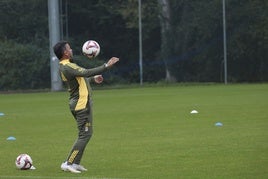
[67,101,93,165]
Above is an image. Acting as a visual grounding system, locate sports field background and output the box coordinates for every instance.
[0,84,267,179]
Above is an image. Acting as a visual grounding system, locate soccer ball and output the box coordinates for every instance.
[15,154,33,170]
[82,40,100,58]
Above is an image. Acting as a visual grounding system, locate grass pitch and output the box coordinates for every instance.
[0,84,267,179]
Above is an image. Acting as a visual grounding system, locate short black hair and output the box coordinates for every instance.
[53,41,68,59]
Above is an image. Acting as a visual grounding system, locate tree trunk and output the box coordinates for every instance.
[158,0,177,82]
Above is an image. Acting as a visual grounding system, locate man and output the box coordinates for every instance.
[53,41,119,173]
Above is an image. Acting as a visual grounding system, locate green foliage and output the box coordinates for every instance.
[0,40,50,90]
[0,0,267,90]
[0,0,48,43]
[0,0,50,90]
[160,0,268,82]
[0,84,267,178]
[227,0,268,81]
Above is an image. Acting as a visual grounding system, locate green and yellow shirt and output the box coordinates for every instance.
[59,59,106,111]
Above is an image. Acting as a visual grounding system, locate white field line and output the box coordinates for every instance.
[0,176,123,179]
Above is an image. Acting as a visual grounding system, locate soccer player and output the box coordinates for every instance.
[53,41,119,173]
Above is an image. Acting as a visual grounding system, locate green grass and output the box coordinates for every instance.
[0,84,267,179]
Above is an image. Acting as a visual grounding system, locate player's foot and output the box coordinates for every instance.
[61,162,68,171]
[61,162,81,173]
[66,165,81,173]
[73,163,88,171]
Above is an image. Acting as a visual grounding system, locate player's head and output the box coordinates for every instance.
[53,41,72,60]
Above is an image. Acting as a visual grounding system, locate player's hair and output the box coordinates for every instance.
[53,41,69,60]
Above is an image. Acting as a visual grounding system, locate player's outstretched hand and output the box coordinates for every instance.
[94,75,103,84]
[106,57,119,68]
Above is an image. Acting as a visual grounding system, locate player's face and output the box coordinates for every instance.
[64,44,73,58]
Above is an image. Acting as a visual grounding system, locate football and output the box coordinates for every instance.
[82,40,100,58]
[15,154,34,170]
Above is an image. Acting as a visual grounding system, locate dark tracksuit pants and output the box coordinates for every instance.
[66,100,93,165]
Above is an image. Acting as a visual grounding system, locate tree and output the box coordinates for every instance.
[0,0,267,90]
[158,0,177,82]
[226,0,268,81]
[0,0,48,44]
[0,0,50,90]
[0,40,50,90]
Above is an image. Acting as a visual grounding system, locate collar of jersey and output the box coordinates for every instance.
[60,59,70,65]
